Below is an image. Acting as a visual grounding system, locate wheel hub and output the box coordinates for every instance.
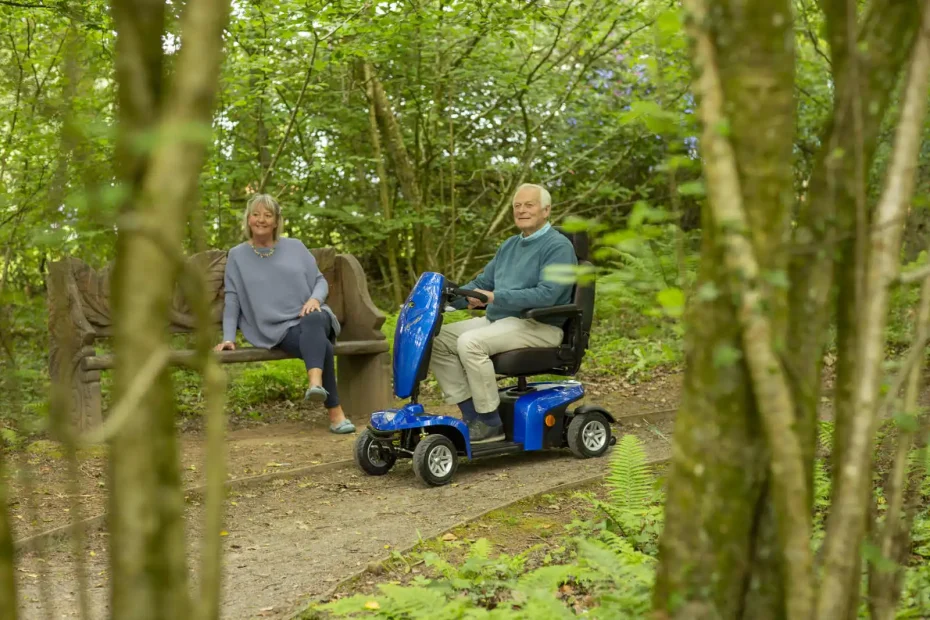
[367,442,388,467]
[582,421,607,451]
[427,444,454,477]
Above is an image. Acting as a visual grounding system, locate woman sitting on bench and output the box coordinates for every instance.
[214,193,356,434]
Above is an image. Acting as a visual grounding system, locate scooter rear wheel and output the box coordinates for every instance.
[413,434,458,486]
[355,429,397,476]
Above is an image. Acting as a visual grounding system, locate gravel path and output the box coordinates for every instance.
[13,413,674,619]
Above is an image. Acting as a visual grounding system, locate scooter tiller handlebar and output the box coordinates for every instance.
[446,287,489,304]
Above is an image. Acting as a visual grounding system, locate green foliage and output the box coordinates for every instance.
[896,456,930,617]
[226,359,308,412]
[811,459,832,551]
[582,228,699,382]
[315,532,656,619]
[818,420,835,452]
[594,435,664,555]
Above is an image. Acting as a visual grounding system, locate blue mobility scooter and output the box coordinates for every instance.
[353,229,616,486]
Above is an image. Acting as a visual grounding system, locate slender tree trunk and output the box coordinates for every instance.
[869,267,930,619]
[787,0,921,500]
[366,63,432,274]
[0,449,16,620]
[817,4,930,615]
[108,0,231,618]
[362,62,404,305]
[655,1,798,617]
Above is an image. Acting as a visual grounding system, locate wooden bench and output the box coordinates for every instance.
[47,247,391,430]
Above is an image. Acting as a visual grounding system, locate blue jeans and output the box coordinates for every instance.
[276,312,339,408]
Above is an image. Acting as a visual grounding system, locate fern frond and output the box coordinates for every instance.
[515,564,584,593]
[600,530,637,557]
[818,420,834,452]
[813,458,831,509]
[377,584,449,616]
[468,537,493,560]
[512,592,579,619]
[605,434,651,511]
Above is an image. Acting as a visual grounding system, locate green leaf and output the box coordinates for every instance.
[763,270,790,289]
[677,180,705,196]
[713,344,743,368]
[695,282,719,301]
[657,9,681,36]
[893,411,919,433]
[656,287,685,318]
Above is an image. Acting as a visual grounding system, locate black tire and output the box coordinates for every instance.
[354,429,397,476]
[412,434,458,486]
[567,411,611,459]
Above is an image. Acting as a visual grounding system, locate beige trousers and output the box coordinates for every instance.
[429,316,564,413]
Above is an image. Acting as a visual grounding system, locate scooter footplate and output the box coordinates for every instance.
[470,441,524,459]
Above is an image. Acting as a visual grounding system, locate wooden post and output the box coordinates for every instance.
[47,260,102,431]
[76,352,103,430]
[337,351,392,424]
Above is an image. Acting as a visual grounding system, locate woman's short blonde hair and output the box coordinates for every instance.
[242,193,282,240]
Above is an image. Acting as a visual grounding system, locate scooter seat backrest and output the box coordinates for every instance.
[553,226,589,262]
[553,227,595,366]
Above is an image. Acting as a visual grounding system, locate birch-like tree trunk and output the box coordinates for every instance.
[362,61,404,305]
[817,4,930,615]
[366,65,433,274]
[107,0,231,618]
[657,0,930,617]
[654,1,797,615]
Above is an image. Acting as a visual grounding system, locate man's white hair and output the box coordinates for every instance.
[513,183,552,210]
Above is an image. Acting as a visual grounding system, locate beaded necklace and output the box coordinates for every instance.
[251,243,275,259]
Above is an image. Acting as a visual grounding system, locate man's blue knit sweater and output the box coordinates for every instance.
[455,223,577,325]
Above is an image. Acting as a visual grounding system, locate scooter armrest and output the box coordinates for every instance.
[521,304,582,320]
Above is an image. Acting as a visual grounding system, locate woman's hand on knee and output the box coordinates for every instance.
[300,298,321,316]
[214,341,236,352]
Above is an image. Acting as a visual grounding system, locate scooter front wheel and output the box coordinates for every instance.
[412,434,458,486]
[355,429,397,476]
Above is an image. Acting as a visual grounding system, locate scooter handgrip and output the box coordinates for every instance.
[449,288,489,303]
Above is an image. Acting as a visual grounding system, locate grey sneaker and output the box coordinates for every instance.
[468,420,505,444]
[304,385,328,403]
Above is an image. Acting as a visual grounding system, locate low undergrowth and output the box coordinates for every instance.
[298,432,930,620]
[300,436,669,619]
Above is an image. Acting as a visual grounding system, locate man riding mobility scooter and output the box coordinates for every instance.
[353,229,616,486]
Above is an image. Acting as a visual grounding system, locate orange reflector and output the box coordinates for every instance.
[545,414,556,427]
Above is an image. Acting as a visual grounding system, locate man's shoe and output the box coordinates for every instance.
[467,419,505,444]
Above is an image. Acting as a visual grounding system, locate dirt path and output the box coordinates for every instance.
[10,379,679,619]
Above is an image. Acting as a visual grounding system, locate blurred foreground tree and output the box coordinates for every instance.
[656,0,930,618]
[106,0,230,619]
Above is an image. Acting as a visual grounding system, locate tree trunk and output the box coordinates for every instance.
[654,1,797,616]
[817,4,930,615]
[788,0,921,497]
[901,204,930,263]
[362,62,404,305]
[108,0,231,618]
[366,64,432,274]
[0,449,16,620]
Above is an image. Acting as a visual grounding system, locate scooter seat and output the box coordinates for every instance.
[491,347,568,377]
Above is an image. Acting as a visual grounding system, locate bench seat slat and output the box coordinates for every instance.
[82,339,390,371]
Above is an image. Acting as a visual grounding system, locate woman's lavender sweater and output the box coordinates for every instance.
[221,237,341,348]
